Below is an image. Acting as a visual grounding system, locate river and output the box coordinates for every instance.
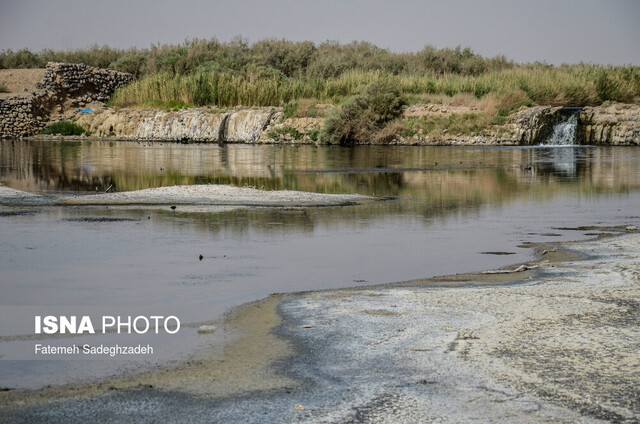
[1,141,639,388]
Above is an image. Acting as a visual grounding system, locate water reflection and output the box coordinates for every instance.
[533,146,578,178]
[1,141,639,208]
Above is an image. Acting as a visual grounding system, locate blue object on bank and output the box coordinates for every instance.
[77,108,93,113]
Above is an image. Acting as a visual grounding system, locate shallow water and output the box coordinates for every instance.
[1,141,640,388]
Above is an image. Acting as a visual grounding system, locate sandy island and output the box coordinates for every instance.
[0,184,374,207]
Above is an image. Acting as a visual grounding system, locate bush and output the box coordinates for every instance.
[282,100,299,120]
[111,51,147,77]
[267,125,303,140]
[0,81,8,93]
[321,80,406,144]
[307,128,320,141]
[41,121,87,136]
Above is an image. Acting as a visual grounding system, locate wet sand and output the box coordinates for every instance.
[0,295,295,409]
[2,229,638,422]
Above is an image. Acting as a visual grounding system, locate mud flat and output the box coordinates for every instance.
[271,233,640,422]
[0,185,51,205]
[0,184,373,207]
[2,230,638,422]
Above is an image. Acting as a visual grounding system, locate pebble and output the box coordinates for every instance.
[457,329,478,340]
[197,325,216,334]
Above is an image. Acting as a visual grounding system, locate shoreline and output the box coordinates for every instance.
[6,101,639,146]
[2,227,638,422]
[268,231,639,422]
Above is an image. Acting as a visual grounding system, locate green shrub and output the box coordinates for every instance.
[321,80,406,144]
[111,51,147,77]
[307,128,320,141]
[268,125,303,140]
[282,100,299,120]
[41,121,87,136]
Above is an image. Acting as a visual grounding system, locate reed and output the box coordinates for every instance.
[110,65,640,109]
[3,38,637,108]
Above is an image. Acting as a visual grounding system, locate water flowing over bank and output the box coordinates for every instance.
[542,111,579,146]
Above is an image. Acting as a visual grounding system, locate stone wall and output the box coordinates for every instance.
[0,63,133,138]
[37,62,133,108]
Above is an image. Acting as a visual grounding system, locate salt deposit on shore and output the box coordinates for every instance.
[273,233,640,422]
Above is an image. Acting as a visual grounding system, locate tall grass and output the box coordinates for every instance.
[3,37,636,108]
[111,66,640,109]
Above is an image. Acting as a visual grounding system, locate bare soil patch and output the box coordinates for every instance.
[0,69,45,98]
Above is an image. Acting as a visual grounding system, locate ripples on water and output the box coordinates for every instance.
[1,141,639,388]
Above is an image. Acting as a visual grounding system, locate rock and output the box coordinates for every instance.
[581,104,640,145]
[135,109,227,142]
[456,329,478,340]
[294,405,305,411]
[626,225,637,231]
[197,325,216,334]
[225,108,277,142]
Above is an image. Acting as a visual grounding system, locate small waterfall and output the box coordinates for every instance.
[543,112,578,146]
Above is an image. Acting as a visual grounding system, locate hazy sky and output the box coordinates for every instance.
[1,0,639,65]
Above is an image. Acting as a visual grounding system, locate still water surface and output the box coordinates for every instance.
[1,141,639,388]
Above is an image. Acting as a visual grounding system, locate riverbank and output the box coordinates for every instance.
[23,101,640,146]
[2,228,638,422]
[2,65,639,145]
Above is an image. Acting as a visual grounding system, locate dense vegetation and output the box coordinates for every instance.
[0,38,514,78]
[321,80,406,144]
[3,38,639,143]
[41,121,87,136]
[3,38,638,109]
